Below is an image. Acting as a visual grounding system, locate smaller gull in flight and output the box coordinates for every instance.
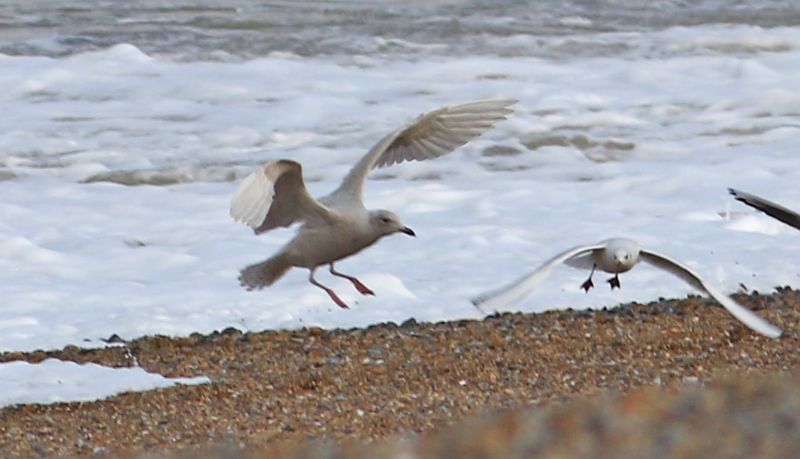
[231,99,516,308]
[471,237,782,338]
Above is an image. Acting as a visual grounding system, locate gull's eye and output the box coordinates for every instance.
[381,217,390,224]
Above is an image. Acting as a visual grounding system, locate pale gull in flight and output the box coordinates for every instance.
[471,237,782,338]
[231,99,516,308]
[729,188,800,231]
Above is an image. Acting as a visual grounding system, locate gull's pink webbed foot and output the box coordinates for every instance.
[330,263,375,296]
[323,287,349,309]
[349,278,374,296]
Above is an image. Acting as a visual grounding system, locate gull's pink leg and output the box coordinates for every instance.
[309,268,349,309]
[329,263,374,296]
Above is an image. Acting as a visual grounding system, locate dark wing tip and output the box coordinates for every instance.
[728,187,749,204]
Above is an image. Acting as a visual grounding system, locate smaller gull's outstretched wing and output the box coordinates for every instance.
[230,160,333,234]
[471,243,605,313]
[326,99,517,205]
[729,188,800,231]
[640,249,782,338]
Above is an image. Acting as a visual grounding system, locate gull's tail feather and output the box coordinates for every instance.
[239,254,292,290]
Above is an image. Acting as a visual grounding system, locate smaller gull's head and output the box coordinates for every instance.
[600,238,641,273]
[369,210,415,238]
[612,248,633,268]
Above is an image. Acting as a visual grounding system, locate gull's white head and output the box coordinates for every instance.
[601,238,641,273]
[369,210,416,238]
[612,248,635,268]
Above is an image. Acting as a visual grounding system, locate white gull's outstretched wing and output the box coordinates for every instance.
[325,99,517,205]
[639,249,782,338]
[230,160,333,234]
[729,188,800,231]
[471,243,605,313]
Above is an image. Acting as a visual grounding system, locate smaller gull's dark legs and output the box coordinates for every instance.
[607,274,621,290]
[581,264,597,293]
[309,267,349,309]
[330,263,375,296]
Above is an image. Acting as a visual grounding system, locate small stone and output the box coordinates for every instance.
[102,334,125,344]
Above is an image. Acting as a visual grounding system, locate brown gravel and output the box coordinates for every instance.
[0,287,798,458]
[256,370,800,459]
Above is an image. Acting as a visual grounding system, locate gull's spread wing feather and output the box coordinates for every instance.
[471,243,605,312]
[729,188,800,231]
[640,249,782,338]
[326,99,516,204]
[230,160,332,234]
